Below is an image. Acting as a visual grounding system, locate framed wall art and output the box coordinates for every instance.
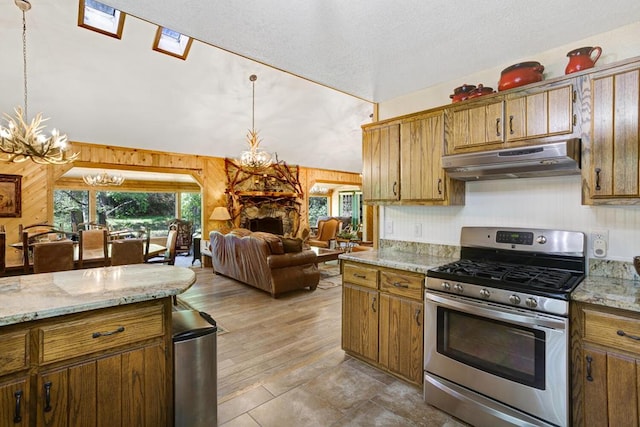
[0,174,22,217]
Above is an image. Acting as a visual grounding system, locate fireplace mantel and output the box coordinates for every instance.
[235,191,301,198]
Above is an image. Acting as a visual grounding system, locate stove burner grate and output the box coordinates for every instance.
[432,259,577,290]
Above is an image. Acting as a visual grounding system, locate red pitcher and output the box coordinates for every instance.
[565,46,602,74]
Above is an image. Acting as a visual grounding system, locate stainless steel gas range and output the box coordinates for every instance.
[424,226,586,427]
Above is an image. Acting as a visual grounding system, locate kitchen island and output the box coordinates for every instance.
[0,264,196,426]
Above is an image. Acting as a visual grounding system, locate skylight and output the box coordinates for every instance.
[153,27,194,60]
[78,0,125,39]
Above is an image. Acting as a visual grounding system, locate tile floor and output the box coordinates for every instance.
[217,349,466,427]
[175,255,467,426]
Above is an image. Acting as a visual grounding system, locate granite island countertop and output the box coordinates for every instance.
[0,264,196,327]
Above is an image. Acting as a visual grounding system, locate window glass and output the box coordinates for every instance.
[96,191,177,237]
[181,192,202,234]
[339,191,362,228]
[53,190,89,231]
[309,196,329,228]
[153,26,194,59]
[78,0,125,38]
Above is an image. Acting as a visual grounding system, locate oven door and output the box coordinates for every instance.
[424,291,568,427]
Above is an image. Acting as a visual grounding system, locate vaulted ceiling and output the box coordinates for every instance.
[1,1,639,173]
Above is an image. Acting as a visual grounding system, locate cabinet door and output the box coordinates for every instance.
[451,100,504,150]
[581,346,608,427]
[400,112,446,201]
[505,84,574,141]
[36,344,167,427]
[0,378,29,427]
[590,68,640,199]
[362,123,400,202]
[582,345,640,427]
[378,294,423,385]
[342,283,379,363]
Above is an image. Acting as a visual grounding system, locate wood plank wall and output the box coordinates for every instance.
[0,141,361,248]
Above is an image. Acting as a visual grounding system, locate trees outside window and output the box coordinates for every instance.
[309,196,329,228]
[53,190,201,237]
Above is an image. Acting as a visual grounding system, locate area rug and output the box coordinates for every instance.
[317,263,342,289]
[173,298,228,335]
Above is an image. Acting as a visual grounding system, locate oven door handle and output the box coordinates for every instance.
[426,292,567,331]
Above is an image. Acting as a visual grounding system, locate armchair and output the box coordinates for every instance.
[308,218,341,248]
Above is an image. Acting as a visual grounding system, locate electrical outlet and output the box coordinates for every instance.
[590,229,609,258]
[414,223,422,238]
[385,220,393,234]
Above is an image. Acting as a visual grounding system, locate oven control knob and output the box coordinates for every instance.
[480,289,491,298]
[442,282,451,291]
[536,235,547,244]
[453,284,464,293]
[509,295,521,305]
[526,297,538,308]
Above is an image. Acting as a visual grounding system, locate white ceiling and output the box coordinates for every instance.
[103,0,640,101]
[1,1,639,175]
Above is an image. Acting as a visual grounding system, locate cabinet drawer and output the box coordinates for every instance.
[39,303,165,364]
[583,309,640,354]
[0,329,29,375]
[343,263,378,289]
[380,270,423,300]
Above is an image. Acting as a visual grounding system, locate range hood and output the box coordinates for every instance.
[442,139,581,181]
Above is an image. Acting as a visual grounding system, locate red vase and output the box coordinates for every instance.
[565,46,602,74]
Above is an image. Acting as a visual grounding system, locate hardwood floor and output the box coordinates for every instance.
[178,263,343,402]
[176,257,466,426]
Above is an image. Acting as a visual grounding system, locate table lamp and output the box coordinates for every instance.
[210,207,232,233]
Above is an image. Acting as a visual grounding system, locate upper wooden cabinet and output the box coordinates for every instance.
[450,99,505,151]
[448,80,580,154]
[400,111,464,204]
[362,123,400,202]
[362,111,464,205]
[505,83,576,142]
[584,62,640,204]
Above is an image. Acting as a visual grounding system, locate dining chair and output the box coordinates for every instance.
[110,239,145,266]
[78,228,108,268]
[33,241,75,273]
[146,229,178,265]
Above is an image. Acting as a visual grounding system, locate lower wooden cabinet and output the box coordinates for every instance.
[572,301,640,426]
[0,377,29,427]
[0,299,172,427]
[342,261,425,386]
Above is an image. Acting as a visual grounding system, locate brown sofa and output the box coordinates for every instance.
[209,229,320,297]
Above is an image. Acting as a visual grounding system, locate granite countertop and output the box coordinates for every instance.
[339,248,455,275]
[341,248,640,313]
[0,264,196,327]
[572,276,640,312]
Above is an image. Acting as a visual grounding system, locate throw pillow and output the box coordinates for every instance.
[281,237,303,253]
[252,232,285,254]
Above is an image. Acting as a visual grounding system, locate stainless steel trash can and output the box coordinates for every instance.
[172,310,218,427]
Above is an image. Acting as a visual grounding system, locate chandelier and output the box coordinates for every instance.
[83,171,125,186]
[239,74,273,170]
[0,0,78,165]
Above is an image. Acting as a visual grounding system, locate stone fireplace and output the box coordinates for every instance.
[225,158,304,237]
